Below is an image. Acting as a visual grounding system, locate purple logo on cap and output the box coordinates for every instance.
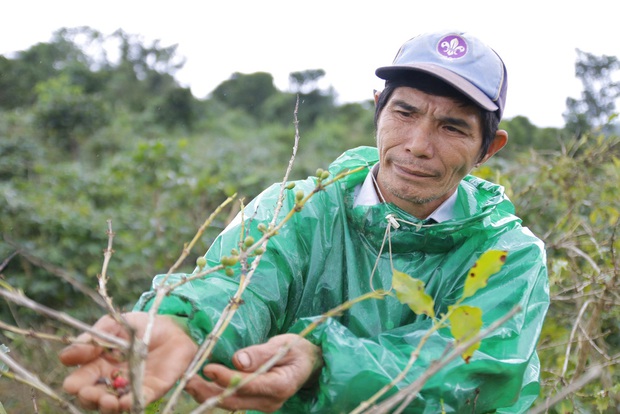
[437,35,467,59]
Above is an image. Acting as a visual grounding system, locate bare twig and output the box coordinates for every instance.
[0,286,127,349]
[561,299,592,378]
[91,221,145,411]
[578,323,611,361]
[31,387,39,413]
[272,95,302,223]
[363,305,522,414]
[158,97,304,414]
[189,291,386,414]
[0,319,75,345]
[161,193,238,286]
[538,330,610,352]
[529,366,602,414]
[3,237,108,309]
[0,349,83,414]
[114,193,236,413]
[161,101,363,414]
[561,244,601,274]
[97,219,120,316]
[167,165,367,411]
[144,192,238,342]
[0,250,18,273]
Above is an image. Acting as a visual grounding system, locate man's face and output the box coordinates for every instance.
[375,86,485,219]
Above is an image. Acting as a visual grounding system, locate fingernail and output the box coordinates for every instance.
[237,351,251,369]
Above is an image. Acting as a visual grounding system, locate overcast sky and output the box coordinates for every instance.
[2,0,618,128]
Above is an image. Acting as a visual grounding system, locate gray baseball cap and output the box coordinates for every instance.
[376,31,508,118]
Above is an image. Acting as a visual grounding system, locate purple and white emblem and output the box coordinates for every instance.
[437,35,468,59]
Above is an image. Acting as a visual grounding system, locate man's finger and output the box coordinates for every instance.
[63,362,108,394]
[231,334,297,372]
[203,362,294,403]
[193,368,287,413]
[215,393,284,413]
[59,342,103,366]
[75,385,120,411]
[185,374,226,403]
[59,315,127,366]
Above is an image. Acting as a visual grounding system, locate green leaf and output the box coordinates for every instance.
[392,270,435,318]
[595,393,610,412]
[448,305,483,363]
[0,401,6,414]
[462,250,508,299]
[145,398,163,414]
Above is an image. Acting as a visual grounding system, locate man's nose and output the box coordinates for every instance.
[404,122,434,158]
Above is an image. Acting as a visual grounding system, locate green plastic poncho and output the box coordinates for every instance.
[136,146,549,413]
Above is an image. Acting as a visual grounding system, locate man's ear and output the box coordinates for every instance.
[478,130,508,165]
[374,89,381,105]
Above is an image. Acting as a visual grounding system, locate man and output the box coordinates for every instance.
[60,31,549,413]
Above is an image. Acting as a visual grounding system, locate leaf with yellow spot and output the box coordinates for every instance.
[448,305,483,363]
[462,250,508,299]
[392,270,435,318]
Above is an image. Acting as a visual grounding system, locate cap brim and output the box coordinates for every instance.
[375,63,498,112]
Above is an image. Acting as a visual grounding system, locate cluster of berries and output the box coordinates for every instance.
[96,369,130,396]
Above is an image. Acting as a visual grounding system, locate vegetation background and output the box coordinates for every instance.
[0,27,619,413]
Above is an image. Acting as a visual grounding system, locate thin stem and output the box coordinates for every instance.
[163,166,365,414]
[350,297,462,414]
[272,95,301,225]
[363,305,521,414]
[3,237,108,310]
[0,350,83,414]
[189,291,386,414]
[561,299,592,378]
[97,219,119,316]
[528,366,602,414]
[0,286,127,349]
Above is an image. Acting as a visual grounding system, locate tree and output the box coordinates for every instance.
[499,115,564,156]
[149,87,198,130]
[289,69,326,94]
[0,34,89,109]
[33,74,109,156]
[564,49,620,135]
[210,71,278,117]
[0,26,188,116]
[102,29,185,112]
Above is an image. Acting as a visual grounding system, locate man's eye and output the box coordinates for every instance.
[445,125,464,134]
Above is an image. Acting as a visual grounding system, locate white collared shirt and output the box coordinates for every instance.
[353,164,456,222]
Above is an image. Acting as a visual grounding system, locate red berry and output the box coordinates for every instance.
[113,375,129,389]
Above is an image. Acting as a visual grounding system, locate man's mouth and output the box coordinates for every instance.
[394,163,436,178]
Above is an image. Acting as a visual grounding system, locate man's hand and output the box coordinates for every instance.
[185,334,323,413]
[59,312,197,413]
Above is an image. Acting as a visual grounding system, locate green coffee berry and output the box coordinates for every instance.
[196,256,207,269]
[229,373,242,387]
[220,255,239,267]
[225,268,234,277]
[286,182,296,190]
[253,247,265,255]
[244,236,255,247]
[295,190,304,202]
